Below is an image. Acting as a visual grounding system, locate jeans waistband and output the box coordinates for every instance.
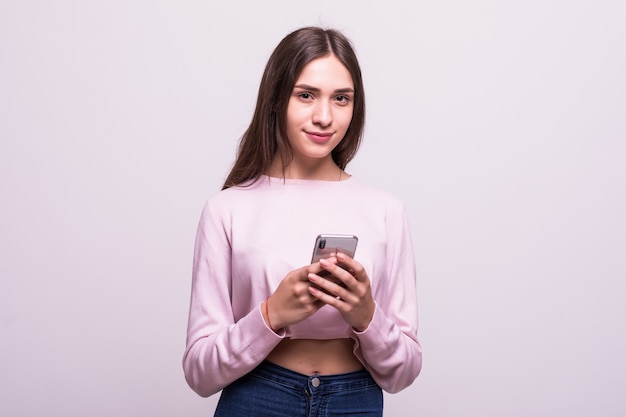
[250,360,378,393]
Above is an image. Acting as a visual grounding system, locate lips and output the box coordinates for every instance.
[306,131,333,143]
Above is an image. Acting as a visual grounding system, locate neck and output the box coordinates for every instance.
[267,157,346,181]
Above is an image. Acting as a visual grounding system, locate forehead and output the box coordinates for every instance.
[294,54,354,90]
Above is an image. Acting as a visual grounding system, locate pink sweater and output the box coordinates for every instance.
[183,175,422,397]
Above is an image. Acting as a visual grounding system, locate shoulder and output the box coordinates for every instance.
[347,176,406,210]
[196,177,268,222]
[206,177,268,205]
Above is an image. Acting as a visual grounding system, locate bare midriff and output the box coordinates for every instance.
[265,338,364,376]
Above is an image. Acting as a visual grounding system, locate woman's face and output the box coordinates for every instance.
[285,54,354,165]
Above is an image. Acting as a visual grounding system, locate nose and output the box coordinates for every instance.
[312,101,332,127]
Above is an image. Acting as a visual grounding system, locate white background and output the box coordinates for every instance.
[1,1,625,416]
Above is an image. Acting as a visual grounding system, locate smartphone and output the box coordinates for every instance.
[310,234,358,279]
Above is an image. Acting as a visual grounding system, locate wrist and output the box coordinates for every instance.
[353,303,376,332]
[263,297,276,332]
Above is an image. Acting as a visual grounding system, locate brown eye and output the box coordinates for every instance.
[335,95,351,105]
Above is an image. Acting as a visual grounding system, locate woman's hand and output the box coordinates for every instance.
[264,263,328,331]
[307,252,375,332]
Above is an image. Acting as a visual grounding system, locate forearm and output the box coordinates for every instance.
[183,305,283,397]
[353,304,422,393]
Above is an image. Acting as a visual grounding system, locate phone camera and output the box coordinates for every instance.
[318,239,326,249]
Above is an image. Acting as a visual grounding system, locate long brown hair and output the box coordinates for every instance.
[222,26,366,190]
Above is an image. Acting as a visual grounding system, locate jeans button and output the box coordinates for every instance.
[311,377,320,388]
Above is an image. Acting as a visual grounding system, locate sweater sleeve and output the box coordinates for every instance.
[182,201,284,398]
[352,201,422,393]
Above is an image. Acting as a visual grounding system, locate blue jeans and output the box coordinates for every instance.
[214,360,383,417]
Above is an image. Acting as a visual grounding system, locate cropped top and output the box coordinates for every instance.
[183,175,422,397]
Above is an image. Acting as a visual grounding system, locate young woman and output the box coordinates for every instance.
[183,26,422,416]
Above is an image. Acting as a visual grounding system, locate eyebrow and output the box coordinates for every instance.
[293,84,355,94]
